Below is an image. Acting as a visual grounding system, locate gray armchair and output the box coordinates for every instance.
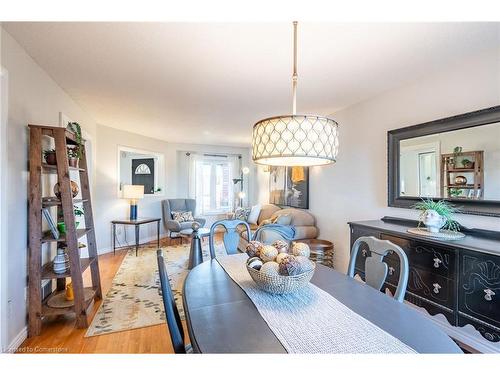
[162,199,206,238]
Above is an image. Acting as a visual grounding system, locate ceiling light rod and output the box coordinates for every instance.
[292,20,298,116]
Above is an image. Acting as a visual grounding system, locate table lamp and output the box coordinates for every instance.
[123,184,144,220]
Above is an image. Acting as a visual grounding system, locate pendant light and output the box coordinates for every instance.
[252,21,339,167]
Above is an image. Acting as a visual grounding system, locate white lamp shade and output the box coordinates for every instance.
[123,185,144,199]
[252,115,339,166]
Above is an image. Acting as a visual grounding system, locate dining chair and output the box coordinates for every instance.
[209,219,251,259]
[347,236,409,303]
[157,249,192,353]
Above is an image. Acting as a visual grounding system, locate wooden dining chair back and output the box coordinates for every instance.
[209,219,251,259]
[157,249,191,353]
[347,236,409,303]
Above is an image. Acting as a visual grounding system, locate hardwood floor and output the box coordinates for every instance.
[18,237,189,354]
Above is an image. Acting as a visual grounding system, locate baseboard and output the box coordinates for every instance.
[4,326,27,353]
[98,233,170,255]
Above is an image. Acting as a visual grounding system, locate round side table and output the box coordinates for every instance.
[299,239,334,268]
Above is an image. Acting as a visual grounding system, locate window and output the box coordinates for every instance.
[195,159,234,215]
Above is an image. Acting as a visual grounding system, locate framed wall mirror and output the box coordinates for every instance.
[388,106,500,217]
[117,145,165,197]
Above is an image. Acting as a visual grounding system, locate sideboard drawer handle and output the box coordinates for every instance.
[484,289,496,301]
[388,266,395,276]
[433,283,441,294]
[433,258,442,268]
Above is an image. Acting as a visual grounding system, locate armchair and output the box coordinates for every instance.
[162,199,206,238]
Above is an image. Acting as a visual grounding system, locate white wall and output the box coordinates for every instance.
[310,50,500,272]
[94,124,254,252]
[0,28,98,350]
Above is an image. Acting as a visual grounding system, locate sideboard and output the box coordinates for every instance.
[349,217,500,353]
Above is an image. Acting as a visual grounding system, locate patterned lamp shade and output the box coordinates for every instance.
[252,115,339,166]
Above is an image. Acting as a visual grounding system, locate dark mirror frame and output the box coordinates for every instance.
[388,105,500,217]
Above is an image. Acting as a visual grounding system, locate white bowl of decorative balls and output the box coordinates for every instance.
[245,240,315,294]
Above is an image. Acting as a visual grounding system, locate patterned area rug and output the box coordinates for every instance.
[85,242,225,337]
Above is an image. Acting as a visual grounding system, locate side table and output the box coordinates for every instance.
[300,239,334,268]
[111,217,161,256]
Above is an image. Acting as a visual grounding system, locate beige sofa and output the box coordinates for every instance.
[237,204,319,250]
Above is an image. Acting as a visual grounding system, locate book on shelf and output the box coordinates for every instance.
[42,208,59,239]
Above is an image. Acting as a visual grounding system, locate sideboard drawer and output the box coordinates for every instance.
[407,268,454,309]
[459,251,500,329]
[381,234,456,278]
[350,226,381,273]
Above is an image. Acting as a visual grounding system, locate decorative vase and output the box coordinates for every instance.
[53,247,69,274]
[54,180,79,199]
[65,282,74,301]
[68,157,79,168]
[421,209,446,233]
[454,175,467,185]
[57,222,66,234]
[45,152,57,165]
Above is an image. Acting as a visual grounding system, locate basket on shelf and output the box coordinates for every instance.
[246,263,315,294]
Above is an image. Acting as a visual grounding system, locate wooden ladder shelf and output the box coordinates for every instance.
[28,124,102,337]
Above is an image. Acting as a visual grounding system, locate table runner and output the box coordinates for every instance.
[217,254,416,354]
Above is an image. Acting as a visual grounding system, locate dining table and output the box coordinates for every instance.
[182,257,462,353]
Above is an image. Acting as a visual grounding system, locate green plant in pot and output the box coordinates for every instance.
[57,205,84,233]
[66,122,83,163]
[451,146,462,168]
[413,199,461,233]
[74,205,84,228]
[43,148,57,165]
[67,146,80,168]
[449,188,463,198]
[461,158,474,169]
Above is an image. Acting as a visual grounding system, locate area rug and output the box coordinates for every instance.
[85,242,225,337]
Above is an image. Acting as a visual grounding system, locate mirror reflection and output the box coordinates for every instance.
[399,122,500,201]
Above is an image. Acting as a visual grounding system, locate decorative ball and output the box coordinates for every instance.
[246,241,264,258]
[292,242,310,258]
[278,255,301,276]
[272,240,289,253]
[275,252,290,264]
[260,245,278,262]
[454,175,467,185]
[54,180,79,199]
[260,261,280,276]
[296,256,314,272]
[246,256,263,271]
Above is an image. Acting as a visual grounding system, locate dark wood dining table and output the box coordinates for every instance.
[182,259,462,353]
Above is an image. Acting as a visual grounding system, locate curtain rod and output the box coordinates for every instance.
[184,151,242,158]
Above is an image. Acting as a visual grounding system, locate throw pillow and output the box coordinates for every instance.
[272,214,292,226]
[247,204,262,225]
[172,211,194,222]
[234,207,251,221]
[260,218,273,226]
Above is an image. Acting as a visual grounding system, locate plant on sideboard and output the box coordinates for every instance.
[413,199,461,233]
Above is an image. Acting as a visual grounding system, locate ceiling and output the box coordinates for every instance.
[3,22,499,146]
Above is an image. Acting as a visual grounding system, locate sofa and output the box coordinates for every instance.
[162,199,206,238]
[237,204,319,250]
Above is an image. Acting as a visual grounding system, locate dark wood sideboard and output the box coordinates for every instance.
[349,217,500,353]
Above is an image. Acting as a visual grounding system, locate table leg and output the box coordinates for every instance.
[113,223,116,256]
[157,220,160,248]
[135,224,139,256]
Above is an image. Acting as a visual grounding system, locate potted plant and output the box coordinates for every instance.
[43,149,57,165]
[461,158,474,169]
[67,147,79,168]
[74,205,84,228]
[451,146,463,168]
[66,122,83,161]
[413,199,461,233]
[57,206,84,233]
[449,188,463,198]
